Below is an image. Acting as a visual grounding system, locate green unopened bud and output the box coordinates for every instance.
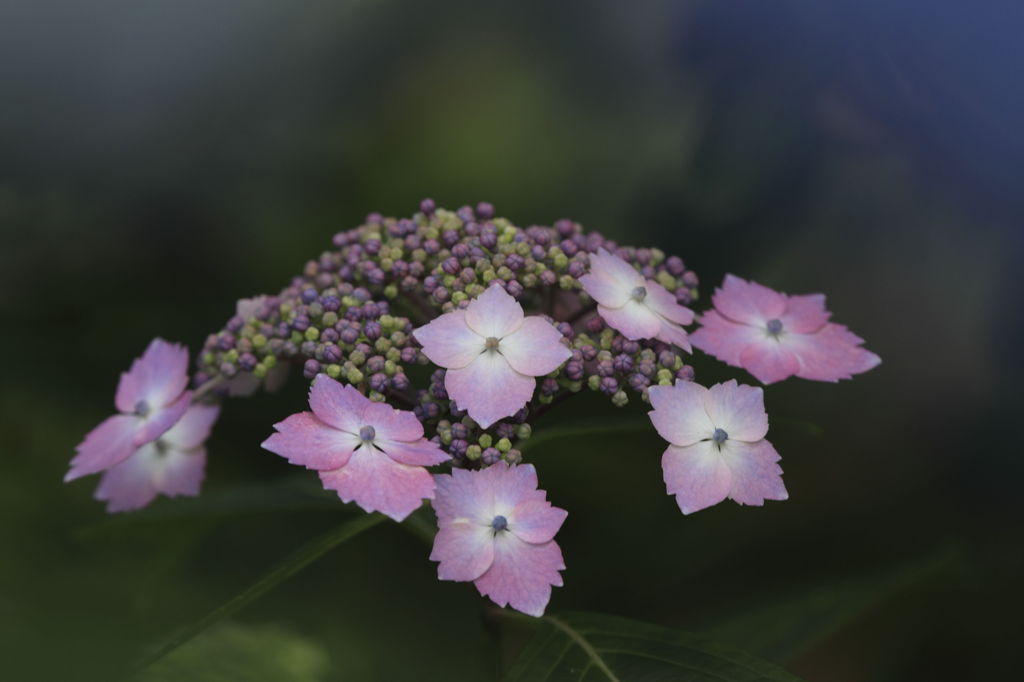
[411,248,427,263]
[308,302,324,318]
[650,248,665,266]
[224,349,239,363]
[567,380,583,392]
[326,364,342,379]
[380,258,394,271]
[440,430,453,445]
[383,284,398,299]
[521,273,538,288]
[349,350,366,366]
[384,360,398,376]
[552,253,568,269]
[656,271,676,291]
[263,354,277,369]
[252,333,267,348]
[253,364,268,379]
[478,434,493,449]
[466,445,482,461]
[496,437,512,453]
[559,274,575,290]
[347,368,364,384]
[497,266,513,281]
[202,351,215,366]
[322,311,338,327]
[374,338,391,354]
[599,328,614,350]
[611,390,629,407]
[451,291,467,304]
[515,423,532,440]
[588,375,602,391]
[368,391,386,402]
[304,327,320,342]
[291,331,304,345]
[386,348,401,363]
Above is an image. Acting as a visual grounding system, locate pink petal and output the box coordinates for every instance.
[115,338,190,413]
[739,340,802,384]
[261,412,359,471]
[644,281,695,326]
[703,380,768,442]
[430,521,495,581]
[490,463,548,511]
[378,438,450,467]
[788,323,882,382]
[413,310,485,370]
[444,353,536,429]
[579,272,630,309]
[647,382,714,446]
[433,468,495,522]
[162,404,220,450]
[135,391,192,445]
[690,310,764,366]
[66,414,143,481]
[780,293,830,333]
[721,439,788,507]
[507,499,567,544]
[361,401,424,442]
[308,375,366,433]
[94,443,206,513]
[499,317,572,377]
[464,284,525,339]
[662,442,733,515]
[712,275,786,326]
[654,318,693,352]
[597,300,662,340]
[592,248,645,290]
[473,532,565,617]
[318,446,436,521]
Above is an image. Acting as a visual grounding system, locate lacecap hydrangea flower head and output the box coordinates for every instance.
[65,199,879,616]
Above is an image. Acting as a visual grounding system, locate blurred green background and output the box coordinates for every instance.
[2,1,1022,680]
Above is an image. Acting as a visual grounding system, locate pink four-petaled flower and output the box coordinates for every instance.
[430,463,567,617]
[413,285,571,428]
[690,275,881,384]
[579,248,695,350]
[262,375,450,521]
[648,379,788,514]
[95,404,220,512]
[66,338,193,482]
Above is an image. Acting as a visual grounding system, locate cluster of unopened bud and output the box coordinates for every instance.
[193,200,699,467]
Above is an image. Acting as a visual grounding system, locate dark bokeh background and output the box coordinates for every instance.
[3,1,1022,680]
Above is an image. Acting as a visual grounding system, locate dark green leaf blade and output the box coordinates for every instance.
[504,611,805,682]
[133,512,387,674]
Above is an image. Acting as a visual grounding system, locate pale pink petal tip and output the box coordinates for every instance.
[263,375,447,521]
[581,249,693,350]
[650,379,786,514]
[431,463,567,617]
[694,275,880,384]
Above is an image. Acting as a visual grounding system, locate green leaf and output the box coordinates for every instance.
[702,544,963,662]
[133,513,387,674]
[503,611,805,682]
[520,414,653,455]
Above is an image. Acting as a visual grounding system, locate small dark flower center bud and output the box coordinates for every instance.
[491,515,508,532]
[484,336,501,351]
[631,286,647,302]
[134,400,150,417]
[712,428,729,444]
[359,425,376,442]
[766,318,784,335]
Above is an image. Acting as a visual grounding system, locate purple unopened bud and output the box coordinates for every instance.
[364,321,382,340]
[613,353,634,372]
[476,201,494,219]
[682,271,699,287]
[400,347,419,363]
[301,341,318,356]
[320,328,339,343]
[369,372,389,392]
[442,229,459,246]
[554,219,575,237]
[442,257,460,275]
[666,255,685,275]
[219,362,238,378]
[505,280,524,298]
[481,447,501,466]
[565,361,584,381]
[628,373,650,391]
[301,288,318,304]
[366,212,383,224]
[238,352,258,371]
[456,205,475,223]
[496,422,515,439]
[600,377,619,395]
[391,373,410,391]
[480,226,498,249]
[449,438,468,456]
[320,295,340,312]
[322,344,343,364]
[227,316,245,333]
[539,270,557,287]
[567,260,586,278]
[580,344,598,361]
[676,365,696,382]
[420,198,436,214]
[433,286,449,302]
[217,333,236,351]
[622,340,640,354]
[560,239,578,257]
[303,359,322,379]
[451,423,468,440]
[658,350,678,368]
[365,239,381,255]
[293,315,311,332]
[585,316,605,334]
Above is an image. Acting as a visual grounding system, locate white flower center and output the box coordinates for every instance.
[359,425,376,442]
[766,319,784,336]
[711,428,728,448]
[484,336,501,352]
[491,515,508,532]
